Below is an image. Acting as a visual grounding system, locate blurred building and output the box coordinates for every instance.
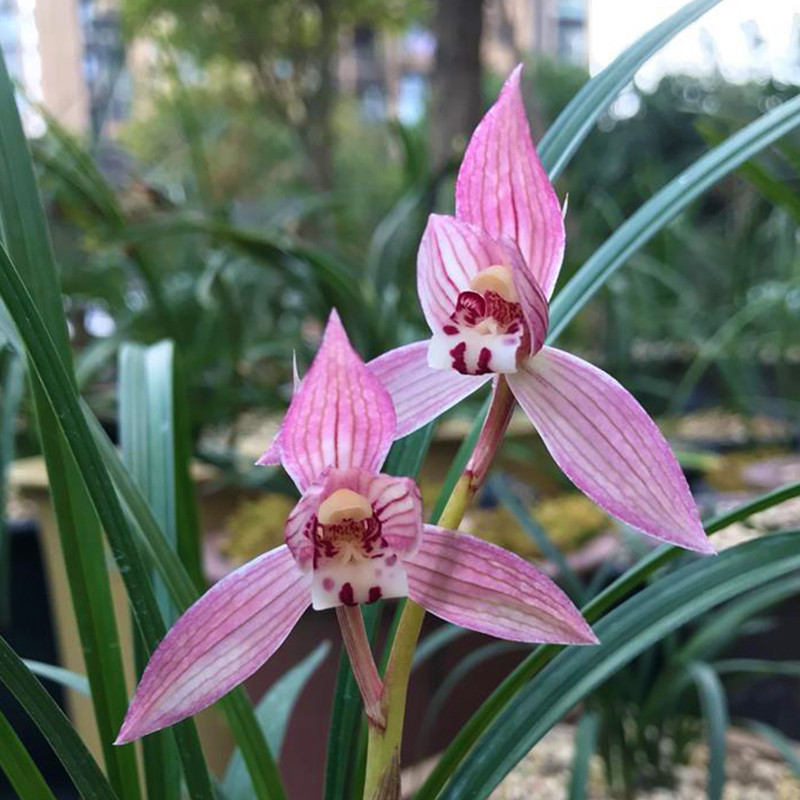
[340,0,589,125]
[0,0,130,136]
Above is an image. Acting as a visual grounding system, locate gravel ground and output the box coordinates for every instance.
[403,725,800,800]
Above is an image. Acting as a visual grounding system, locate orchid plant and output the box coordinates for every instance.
[115,309,595,743]
[117,65,712,791]
[5,4,800,799]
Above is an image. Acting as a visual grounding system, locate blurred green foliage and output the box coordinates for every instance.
[31,53,800,442]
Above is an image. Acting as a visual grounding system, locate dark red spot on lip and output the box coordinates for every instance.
[476,347,492,374]
[368,587,382,603]
[339,583,356,606]
[442,324,459,335]
[450,341,468,373]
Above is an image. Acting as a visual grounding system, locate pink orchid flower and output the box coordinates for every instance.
[368,66,713,556]
[116,310,595,745]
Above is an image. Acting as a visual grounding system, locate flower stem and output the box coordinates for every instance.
[336,605,386,731]
[363,378,516,797]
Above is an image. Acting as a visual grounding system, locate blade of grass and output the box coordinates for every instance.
[23,660,90,696]
[489,474,585,602]
[0,49,141,800]
[119,342,183,800]
[538,0,724,180]
[415,480,800,799]
[0,706,58,800]
[568,712,599,800]
[84,405,286,800]
[0,635,116,800]
[436,531,800,799]
[0,349,24,626]
[224,642,331,800]
[746,721,800,780]
[0,227,214,800]
[688,662,728,800]
[548,92,800,340]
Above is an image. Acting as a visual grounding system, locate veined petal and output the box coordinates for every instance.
[280,310,397,491]
[367,341,490,438]
[115,546,311,744]
[405,526,596,644]
[455,65,565,299]
[255,431,282,466]
[507,347,713,554]
[418,215,523,332]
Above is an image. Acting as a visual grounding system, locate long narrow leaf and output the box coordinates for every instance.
[538,0,724,179]
[416,480,800,799]
[0,229,214,800]
[568,712,599,800]
[548,92,800,340]
[23,660,90,696]
[0,707,58,800]
[225,642,331,800]
[0,635,116,800]
[437,531,800,799]
[85,405,286,800]
[746,721,800,781]
[689,663,728,800]
[0,49,141,800]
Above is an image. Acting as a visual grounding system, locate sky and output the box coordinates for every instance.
[588,0,800,88]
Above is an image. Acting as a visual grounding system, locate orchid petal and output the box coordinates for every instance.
[285,468,423,570]
[455,64,565,299]
[115,546,311,743]
[404,526,596,644]
[507,347,713,554]
[367,341,490,438]
[255,431,282,466]
[280,310,397,491]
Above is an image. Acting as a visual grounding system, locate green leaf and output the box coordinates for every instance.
[538,0,724,180]
[0,635,116,800]
[0,349,24,625]
[548,91,800,341]
[713,659,800,678]
[0,706,58,800]
[416,481,800,800]
[689,663,728,800]
[22,660,90,696]
[84,407,286,800]
[119,341,185,800]
[0,48,141,800]
[0,222,213,800]
[435,531,800,800]
[489,474,584,602]
[225,642,331,800]
[746,721,800,781]
[412,626,467,671]
[420,642,524,750]
[568,712,599,800]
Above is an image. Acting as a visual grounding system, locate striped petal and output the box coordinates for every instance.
[115,546,311,743]
[285,468,423,570]
[405,526,596,644]
[279,310,397,491]
[455,64,565,299]
[255,431,282,466]
[367,341,490,438]
[507,347,713,554]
